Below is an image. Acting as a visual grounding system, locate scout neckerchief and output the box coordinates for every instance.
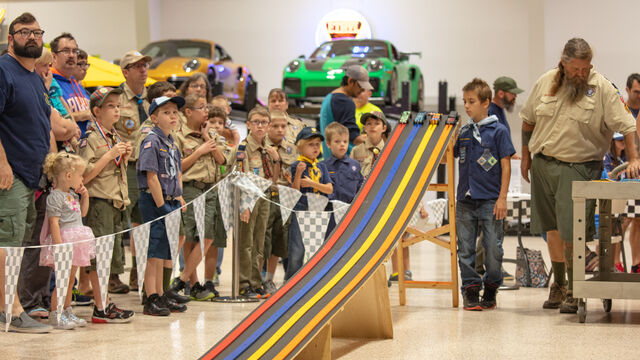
[298,155,321,184]
[261,148,272,179]
[93,120,123,166]
[150,128,178,179]
[119,82,147,134]
[471,115,498,144]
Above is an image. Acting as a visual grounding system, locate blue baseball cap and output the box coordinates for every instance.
[148,95,185,116]
[295,126,324,144]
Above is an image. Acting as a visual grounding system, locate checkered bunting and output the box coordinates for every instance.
[408,205,423,227]
[506,199,531,222]
[3,247,24,332]
[278,185,302,223]
[237,175,263,212]
[217,176,233,232]
[193,194,206,259]
[165,210,182,277]
[95,235,115,311]
[306,193,329,212]
[296,211,331,262]
[246,172,272,193]
[132,222,150,300]
[53,243,74,322]
[330,200,349,224]
[614,199,640,218]
[426,198,447,228]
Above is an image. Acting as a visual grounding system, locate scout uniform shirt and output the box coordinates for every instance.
[78,121,130,209]
[351,137,385,177]
[266,136,298,186]
[116,82,150,161]
[285,114,306,143]
[520,68,636,163]
[175,124,229,184]
[137,127,183,198]
[232,135,278,180]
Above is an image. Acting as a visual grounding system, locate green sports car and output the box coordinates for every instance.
[282,39,424,110]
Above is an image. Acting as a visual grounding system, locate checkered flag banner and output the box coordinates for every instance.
[53,243,74,322]
[165,209,182,276]
[3,247,24,332]
[331,200,349,224]
[296,211,331,262]
[246,172,272,193]
[217,176,233,232]
[237,175,263,212]
[278,185,302,223]
[306,193,329,212]
[427,198,447,228]
[132,222,150,300]
[95,235,115,311]
[193,193,206,259]
[408,205,423,227]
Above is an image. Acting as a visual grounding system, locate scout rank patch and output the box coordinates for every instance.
[477,148,497,171]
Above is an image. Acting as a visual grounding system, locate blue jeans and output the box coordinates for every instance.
[285,202,306,281]
[456,199,504,289]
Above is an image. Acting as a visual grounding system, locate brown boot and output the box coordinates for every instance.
[542,282,567,309]
[108,274,130,294]
[129,268,139,292]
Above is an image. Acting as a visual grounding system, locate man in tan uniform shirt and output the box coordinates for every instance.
[520,38,640,313]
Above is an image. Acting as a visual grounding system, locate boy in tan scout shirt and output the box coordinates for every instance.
[267,88,306,143]
[263,110,298,293]
[232,106,281,299]
[210,95,241,146]
[351,111,388,177]
[166,95,228,301]
[78,86,135,323]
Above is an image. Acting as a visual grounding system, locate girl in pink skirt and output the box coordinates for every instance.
[40,152,95,329]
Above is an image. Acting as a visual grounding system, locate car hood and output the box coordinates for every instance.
[304,56,372,71]
[148,56,209,77]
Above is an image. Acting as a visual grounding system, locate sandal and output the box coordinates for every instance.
[27,307,49,319]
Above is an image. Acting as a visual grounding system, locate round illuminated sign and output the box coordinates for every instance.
[315,9,373,46]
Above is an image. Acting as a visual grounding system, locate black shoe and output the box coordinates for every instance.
[204,281,220,298]
[462,285,482,311]
[254,287,271,299]
[143,294,170,316]
[480,284,498,310]
[239,286,259,299]
[164,288,191,304]
[160,294,187,313]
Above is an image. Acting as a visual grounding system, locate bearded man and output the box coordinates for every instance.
[490,76,523,137]
[520,38,640,313]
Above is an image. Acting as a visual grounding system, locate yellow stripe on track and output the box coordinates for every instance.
[249,123,437,360]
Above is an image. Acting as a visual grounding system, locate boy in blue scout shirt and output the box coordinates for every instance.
[286,127,334,281]
[137,96,188,316]
[454,78,515,311]
[320,122,363,203]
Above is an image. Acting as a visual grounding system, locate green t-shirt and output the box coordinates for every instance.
[355,102,382,131]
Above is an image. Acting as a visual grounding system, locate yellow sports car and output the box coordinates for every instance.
[141,39,256,109]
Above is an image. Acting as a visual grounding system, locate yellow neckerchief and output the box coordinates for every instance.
[298,155,321,184]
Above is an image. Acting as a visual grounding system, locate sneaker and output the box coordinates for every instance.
[462,285,483,311]
[388,272,399,282]
[129,268,139,292]
[263,280,278,295]
[190,282,215,301]
[0,312,52,333]
[559,295,579,314]
[543,282,567,309]
[49,310,76,330]
[480,284,498,310]
[204,281,220,298]
[614,262,625,273]
[585,250,599,272]
[71,289,93,306]
[212,272,220,286]
[254,287,271,299]
[502,270,514,282]
[108,274,130,294]
[631,264,640,273]
[160,294,187,313]
[404,270,413,281]
[63,307,87,327]
[92,303,134,323]
[143,294,170,316]
[239,286,259,299]
[165,288,191,304]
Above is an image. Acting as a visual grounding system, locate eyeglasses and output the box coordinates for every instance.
[76,62,90,70]
[190,105,207,111]
[56,48,80,56]
[250,120,269,127]
[189,83,207,89]
[126,62,150,71]
[11,28,45,39]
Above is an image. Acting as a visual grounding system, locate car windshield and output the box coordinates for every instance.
[311,40,389,59]
[141,40,211,59]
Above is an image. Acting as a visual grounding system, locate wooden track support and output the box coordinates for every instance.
[397,136,459,307]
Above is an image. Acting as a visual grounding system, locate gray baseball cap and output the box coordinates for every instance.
[345,65,373,90]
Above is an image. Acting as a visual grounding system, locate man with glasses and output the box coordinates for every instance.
[114,51,152,293]
[51,33,92,137]
[71,49,90,83]
[0,12,54,333]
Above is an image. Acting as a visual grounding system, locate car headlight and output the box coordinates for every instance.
[183,59,200,73]
[367,60,383,72]
[286,60,301,73]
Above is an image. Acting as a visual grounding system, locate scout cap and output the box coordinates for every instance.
[89,86,124,115]
[295,126,324,144]
[345,65,373,90]
[493,76,524,94]
[361,110,388,127]
[148,95,186,116]
[120,50,152,70]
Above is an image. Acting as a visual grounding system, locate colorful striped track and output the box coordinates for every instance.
[201,112,457,360]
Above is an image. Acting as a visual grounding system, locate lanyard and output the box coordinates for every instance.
[93,121,123,166]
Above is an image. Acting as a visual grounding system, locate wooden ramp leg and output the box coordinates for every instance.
[293,322,331,360]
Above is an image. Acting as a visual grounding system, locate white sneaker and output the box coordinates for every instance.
[49,310,76,330]
[63,307,87,327]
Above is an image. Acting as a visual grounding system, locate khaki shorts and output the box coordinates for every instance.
[530,154,602,243]
[0,176,36,247]
[86,197,126,273]
[125,163,141,224]
[181,183,216,243]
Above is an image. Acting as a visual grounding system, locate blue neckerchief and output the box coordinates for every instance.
[471,115,498,144]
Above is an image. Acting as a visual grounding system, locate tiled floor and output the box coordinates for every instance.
[2,235,640,359]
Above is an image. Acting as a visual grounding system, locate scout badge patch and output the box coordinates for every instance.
[477,148,497,172]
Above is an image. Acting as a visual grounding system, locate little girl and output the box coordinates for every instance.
[40,152,95,329]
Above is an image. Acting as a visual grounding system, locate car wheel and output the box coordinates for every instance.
[386,69,398,106]
[412,75,424,111]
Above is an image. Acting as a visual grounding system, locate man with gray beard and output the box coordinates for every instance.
[520,38,640,313]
